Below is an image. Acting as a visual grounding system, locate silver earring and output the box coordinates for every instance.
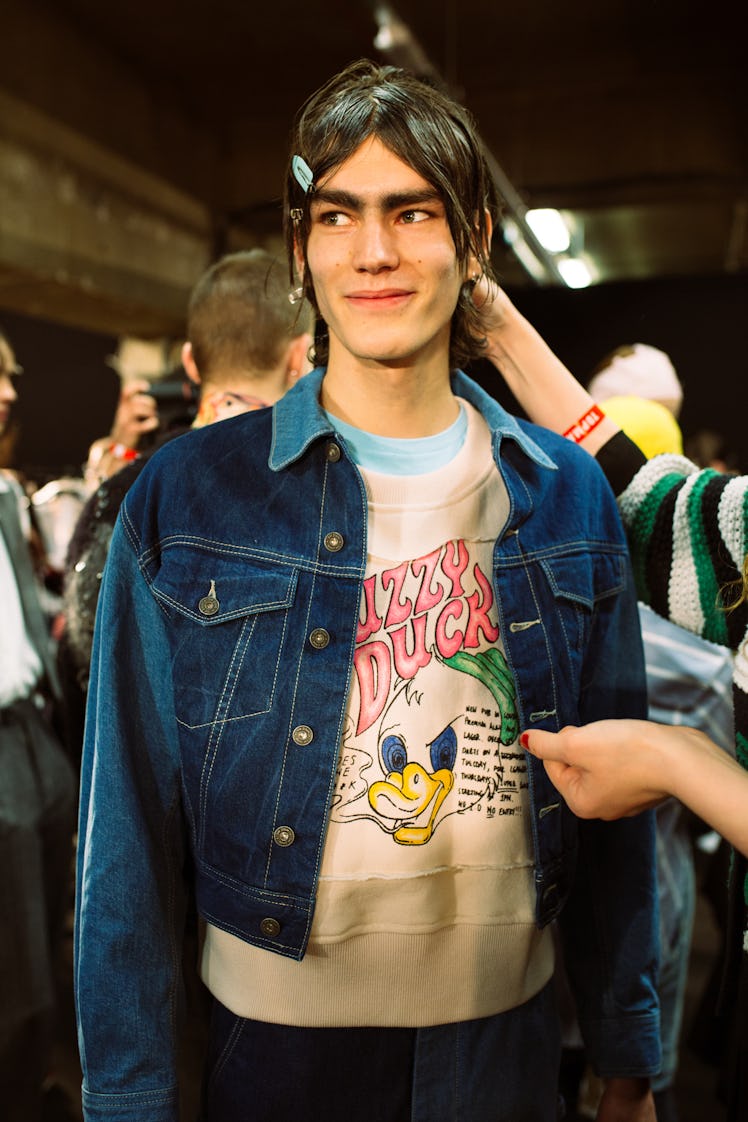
[288,286,304,305]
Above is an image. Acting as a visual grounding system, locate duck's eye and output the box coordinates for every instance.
[429,726,457,772]
[382,734,407,774]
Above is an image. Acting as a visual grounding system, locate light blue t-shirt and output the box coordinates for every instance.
[325,402,467,476]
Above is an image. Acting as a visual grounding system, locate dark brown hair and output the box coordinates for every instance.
[284,59,499,370]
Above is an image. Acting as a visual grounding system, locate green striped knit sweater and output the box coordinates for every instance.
[609,449,748,1112]
[618,453,748,900]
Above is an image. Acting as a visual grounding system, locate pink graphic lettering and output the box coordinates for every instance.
[464,564,500,648]
[354,641,392,735]
[390,614,432,681]
[382,562,411,627]
[434,599,464,659]
[357,575,382,643]
[412,547,445,615]
[441,540,469,598]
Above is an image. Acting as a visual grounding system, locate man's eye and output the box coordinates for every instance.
[319,211,353,227]
[400,209,429,224]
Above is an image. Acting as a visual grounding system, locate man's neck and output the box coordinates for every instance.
[320,353,458,438]
[194,369,288,427]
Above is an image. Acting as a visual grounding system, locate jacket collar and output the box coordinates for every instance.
[269,366,557,473]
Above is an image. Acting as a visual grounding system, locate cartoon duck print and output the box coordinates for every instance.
[368,647,519,844]
[369,725,457,845]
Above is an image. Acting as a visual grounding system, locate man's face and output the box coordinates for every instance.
[303,137,466,372]
[0,348,18,438]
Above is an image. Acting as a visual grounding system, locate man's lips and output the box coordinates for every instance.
[345,289,414,304]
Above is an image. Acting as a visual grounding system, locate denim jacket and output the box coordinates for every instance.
[75,369,660,1121]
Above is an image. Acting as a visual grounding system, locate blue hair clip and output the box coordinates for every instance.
[292,155,314,194]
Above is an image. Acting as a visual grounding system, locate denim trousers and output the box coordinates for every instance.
[201,979,561,1122]
[0,699,77,1121]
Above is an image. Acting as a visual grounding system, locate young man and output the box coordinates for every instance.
[75,61,659,1121]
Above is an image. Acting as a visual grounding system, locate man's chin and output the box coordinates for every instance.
[331,336,432,370]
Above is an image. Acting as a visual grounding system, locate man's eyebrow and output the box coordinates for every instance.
[311,187,443,211]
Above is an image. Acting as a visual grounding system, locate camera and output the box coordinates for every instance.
[146,377,198,405]
[143,372,198,436]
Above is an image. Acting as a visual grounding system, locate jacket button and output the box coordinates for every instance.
[198,596,219,616]
[309,628,330,649]
[273,825,295,847]
[323,531,344,553]
[292,724,313,745]
[326,442,341,462]
[260,917,281,938]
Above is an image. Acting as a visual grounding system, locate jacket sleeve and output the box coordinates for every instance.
[557,507,662,1079]
[75,515,187,1122]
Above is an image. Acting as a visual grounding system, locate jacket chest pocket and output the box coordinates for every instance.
[150,548,298,728]
[539,551,626,664]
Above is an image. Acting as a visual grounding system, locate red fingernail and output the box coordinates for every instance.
[520,731,530,749]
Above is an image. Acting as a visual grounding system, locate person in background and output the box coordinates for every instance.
[82,337,164,491]
[586,342,684,419]
[684,428,741,474]
[475,278,748,1122]
[58,248,313,760]
[75,60,659,1122]
[582,391,734,1122]
[0,329,78,1122]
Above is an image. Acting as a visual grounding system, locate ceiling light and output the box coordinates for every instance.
[557,257,594,289]
[502,219,550,283]
[525,209,571,253]
[373,7,395,49]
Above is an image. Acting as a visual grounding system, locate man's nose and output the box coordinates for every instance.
[351,216,399,272]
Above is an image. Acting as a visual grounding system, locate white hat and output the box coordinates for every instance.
[587,344,683,417]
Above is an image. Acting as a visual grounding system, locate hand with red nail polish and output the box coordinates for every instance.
[522,719,748,856]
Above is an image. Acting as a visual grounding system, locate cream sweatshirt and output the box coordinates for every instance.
[201,402,553,1026]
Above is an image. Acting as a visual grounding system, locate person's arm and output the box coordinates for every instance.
[475,279,620,454]
[595,1079,655,1122]
[84,378,159,488]
[474,282,648,494]
[75,514,186,1122]
[521,719,748,857]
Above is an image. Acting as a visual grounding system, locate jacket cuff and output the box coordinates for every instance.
[82,1086,178,1122]
[580,1011,662,1079]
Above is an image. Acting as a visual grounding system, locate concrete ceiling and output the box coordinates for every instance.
[1,0,745,337]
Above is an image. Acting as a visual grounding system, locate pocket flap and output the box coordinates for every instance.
[540,552,625,611]
[151,545,297,624]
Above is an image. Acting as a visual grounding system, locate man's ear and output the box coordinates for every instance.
[465,210,494,280]
[181,341,201,385]
[293,239,305,287]
[284,332,314,388]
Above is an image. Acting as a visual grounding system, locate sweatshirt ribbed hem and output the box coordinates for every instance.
[201,920,554,1027]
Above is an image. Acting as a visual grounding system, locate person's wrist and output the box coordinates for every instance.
[641,722,681,803]
[106,441,140,462]
[603,1076,650,1098]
